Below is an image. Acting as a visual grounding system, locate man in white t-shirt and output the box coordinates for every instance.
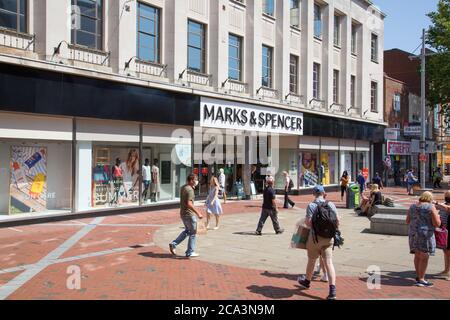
[218,168,227,204]
[142,158,151,202]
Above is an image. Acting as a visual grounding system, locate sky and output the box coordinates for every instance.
[373,0,440,54]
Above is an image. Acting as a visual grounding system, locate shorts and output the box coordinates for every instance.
[306,232,334,260]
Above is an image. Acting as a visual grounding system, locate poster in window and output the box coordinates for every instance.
[9,146,47,214]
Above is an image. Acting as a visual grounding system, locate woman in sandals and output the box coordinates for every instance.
[406,191,441,287]
[205,177,223,230]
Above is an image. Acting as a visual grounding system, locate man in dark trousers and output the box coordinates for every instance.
[256,176,284,235]
[283,171,295,208]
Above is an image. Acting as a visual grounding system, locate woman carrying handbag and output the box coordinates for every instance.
[435,190,450,280]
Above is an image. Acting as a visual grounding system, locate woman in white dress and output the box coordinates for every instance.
[205,177,223,230]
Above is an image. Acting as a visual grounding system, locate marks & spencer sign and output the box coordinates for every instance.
[200,97,303,135]
[387,140,411,155]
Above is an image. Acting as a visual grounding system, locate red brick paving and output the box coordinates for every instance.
[1,186,449,300]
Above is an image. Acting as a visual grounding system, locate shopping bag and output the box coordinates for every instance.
[196,218,208,235]
[290,218,310,250]
[435,226,448,250]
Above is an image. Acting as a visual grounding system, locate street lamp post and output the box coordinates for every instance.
[420,28,426,190]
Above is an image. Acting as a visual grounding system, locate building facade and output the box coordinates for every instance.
[384,48,437,184]
[0,0,385,222]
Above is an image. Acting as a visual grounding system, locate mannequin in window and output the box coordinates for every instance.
[142,158,151,203]
[151,158,160,202]
[111,157,123,205]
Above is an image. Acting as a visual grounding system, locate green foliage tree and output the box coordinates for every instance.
[426,0,450,130]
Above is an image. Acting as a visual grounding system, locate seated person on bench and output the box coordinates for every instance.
[360,184,383,216]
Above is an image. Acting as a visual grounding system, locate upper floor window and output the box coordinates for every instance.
[0,0,27,33]
[393,93,401,112]
[371,81,378,112]
[71,0,103,50]
[262,0,274,16]
[187,20,206,73]
[350,75,356,107]
[289,54,299,94]
[371,33,378,62]
[290,0,300,27]
[351,24,357,54]
[137,2,160,63]
[333,69,339,103]
[228,34,242,81]
[333,15,340,47]
[313,4,322,39]
[313,62,321,99]
[262,45,273,88]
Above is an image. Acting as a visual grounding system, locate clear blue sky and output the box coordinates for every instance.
[373,0,440,53]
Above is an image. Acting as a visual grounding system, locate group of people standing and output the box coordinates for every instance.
[407,190,450,285]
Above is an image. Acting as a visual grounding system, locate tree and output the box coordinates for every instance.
[426,0,450,130]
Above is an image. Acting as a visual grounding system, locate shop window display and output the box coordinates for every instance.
[299,151,319,187]
[320,151,338,185]
[92,146,140,208]
[0,141,72,216]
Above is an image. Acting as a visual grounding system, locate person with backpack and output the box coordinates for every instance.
[356,170,366,193]
[297,185,340,300]
[283,171,295,209]
[405,168,418,195]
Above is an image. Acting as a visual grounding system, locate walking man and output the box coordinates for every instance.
[169,174,203,258]
[283,171,295,209]
[298,185,340,300]
[255,176,284,235]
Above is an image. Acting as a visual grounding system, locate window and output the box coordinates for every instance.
[333,70,339,104]
[393,93,401,112]
[394,123,400,129]
[290,0,300,27]
[350,75,356,107]
[228,34,242,81]
[262,45,273,87]
[289,55,299,93]
[371,33,378,62]
[188,20,206,73]
[0,0,26,32]
[313,63,320,99]
[333,15,340,47]
[71,0,104,50]
[351,25,357,54]
[371,81,378,112]
[137,3,160,63]
[314,4,322,39]
[262,0,274,16]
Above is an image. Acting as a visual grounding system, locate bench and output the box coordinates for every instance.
[372,204,409,216]
[370,213,409,236]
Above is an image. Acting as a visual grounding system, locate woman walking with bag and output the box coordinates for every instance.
[340,171,350,202]
[435,190,450,280]
[205,177,223,230]
[406,191,441,287]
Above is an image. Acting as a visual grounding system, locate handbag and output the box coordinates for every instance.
[435,226,448,250]
[290,218,309,250]
[196,218,208,235]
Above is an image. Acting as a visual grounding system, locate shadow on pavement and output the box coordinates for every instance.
[359,270,419,287]
[139,251,187,260]
[246,284,324,300]
[233,231,266,236]
[260,271,298,281]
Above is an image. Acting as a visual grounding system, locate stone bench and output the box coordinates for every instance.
[372,204,409,216]
[370,214,408,236]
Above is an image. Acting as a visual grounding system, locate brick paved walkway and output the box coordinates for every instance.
[0,187,449,300]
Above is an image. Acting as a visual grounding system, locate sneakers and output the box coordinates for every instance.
[320,273,329,282]
[415,280,434,287]
[169,243,176,255]
[186,252,200,258]
[297,276,311,289]
[327,292,337,300]
[255,231,262,236]
[213,226,219,230]
[276,229,284,234]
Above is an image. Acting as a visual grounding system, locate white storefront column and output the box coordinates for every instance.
[76,141,93,211]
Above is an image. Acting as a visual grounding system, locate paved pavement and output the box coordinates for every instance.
[0,187,449,300]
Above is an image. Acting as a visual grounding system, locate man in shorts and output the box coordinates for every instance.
[297,185,340,300]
